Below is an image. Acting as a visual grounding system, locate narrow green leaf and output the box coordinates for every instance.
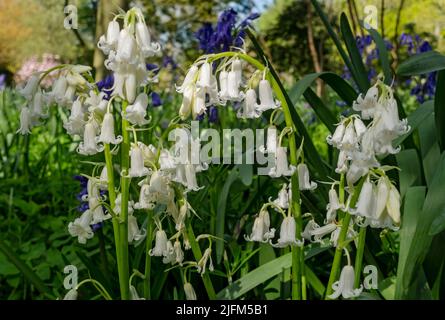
[418,113,441,186]
[435,70,445,151]
[366,28,392,84]
[394,100,434,146]
[395,186,426,299]
[396,149,421,198]
[303,88,337,133]
[0,239,53,298]
[305,265,325,297]
[289,72,357,107]
[215,169,239,263]
[216,244,328,299]
[340,13,370,92]
[397,51,445,76]
[310,0,358,87]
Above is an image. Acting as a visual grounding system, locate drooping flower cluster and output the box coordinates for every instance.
[299,81,406,255]
[177,58,279,121]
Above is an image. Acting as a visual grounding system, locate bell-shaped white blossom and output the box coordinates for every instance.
[17,108,33,135]
[298,163,317,191]
[195,61,219,106]
[340,122,359,151]
[64,99,86,136]
[115,28,138,65]
[271,216,302,248]
[149,229,168,256]
[134,184,154,210]
[173,240,184,265]
[46,77,68,106]
[68,210,94,244]
[257,79,280,111]
[129,285,145,300]
[362,176,401,230]
[128,213,146,243]
[218,70,229,100]
[328,265,363,299]
[99,113,123,144]
[335,150,348,174]
[85,91,108,116]
[196,247,214,275]
[237,88,260,119]
[245,208,275,242]
[135,21,160,57]
[176,65,198,93]
[112,193,134,216]
[184,282,197,300]
[353,84,379,120]
[193,87,206,119]
[327,119,346,148]
[140,143,157,165]
[19,73,41,100]
[129,144,150,177]
[98,20,120,54]
[272,183,290,209]
[89,195,111,225]
[77,122,104,155]
[97,166,108,190]
[125,92,150,125]
[326,188,344,223]
[179,84,195,120]
[227,70,244,101]
[268,147,296,178]
[354,118,367,139]
[350,176,375,218]
[302,219,320,241]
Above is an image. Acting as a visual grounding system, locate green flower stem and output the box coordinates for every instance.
[325,177,365,299]
[76,278,112,300]
[208,51,304,299]
[119,100,130,300]
[104,144,121,269]
[143,209,154,299]
[354,226,367,287]
[186,222,217,300]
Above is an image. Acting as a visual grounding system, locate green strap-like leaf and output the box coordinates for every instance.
[310,0,358,88]
[397,51,445,76]
[216,245,328,299]
[435,70,445,151]
[366,28,392,84]
[215,168,239,263]
[340,13,370,92]
[0,239,53,298]
[395,186,427,299]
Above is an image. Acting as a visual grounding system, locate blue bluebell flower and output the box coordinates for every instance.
[195,8,259,54]
[163,56,178,69]
[400,33,436,102]
[151,92,162,107]
[208,106,218,123]
[96,74,114,100]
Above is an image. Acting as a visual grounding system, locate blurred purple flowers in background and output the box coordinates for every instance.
[400,33,436,103]
[195,9,259,54]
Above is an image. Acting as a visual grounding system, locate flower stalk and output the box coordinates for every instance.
[119,100,130,300]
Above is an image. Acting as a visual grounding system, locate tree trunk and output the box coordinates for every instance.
[93,0,128,82]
